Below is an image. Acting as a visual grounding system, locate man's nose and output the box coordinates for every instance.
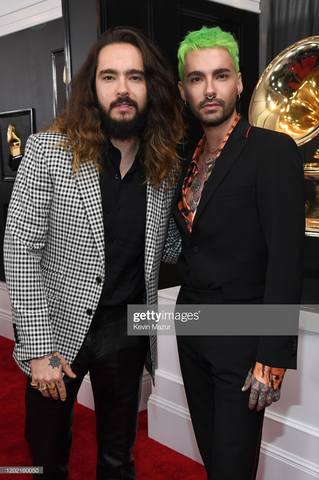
[205,79,216,98]
[116,75,129,96]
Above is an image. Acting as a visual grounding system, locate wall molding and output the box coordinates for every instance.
[149,393,189,419]
[260,442,319,478]
[265,410,319,440]
[0,307,14,340]
[148,391,319,478]
[150,385,319,443]
[0,0,62,38]
[155,368,184,385]
[148,363,319,477]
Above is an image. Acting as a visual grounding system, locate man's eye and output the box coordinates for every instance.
[102,75,115,81]
[190,76,202,83]
[130,75,143,81]
[217,73,229,80]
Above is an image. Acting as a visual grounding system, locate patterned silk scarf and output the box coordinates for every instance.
[178,113,241,233]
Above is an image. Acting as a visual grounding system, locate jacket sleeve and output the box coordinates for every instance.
[255,132,305,368]
[3,134,57,362]
[162,214,182,264]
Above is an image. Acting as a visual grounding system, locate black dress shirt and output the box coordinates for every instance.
[98,140,146,306]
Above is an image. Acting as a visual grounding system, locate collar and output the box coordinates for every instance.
[103,138,143,173]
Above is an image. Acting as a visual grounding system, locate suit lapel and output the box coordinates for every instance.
[193,118,250,227]
[145,181,165,282]
[74,161,105,265]
[172,156,193,237]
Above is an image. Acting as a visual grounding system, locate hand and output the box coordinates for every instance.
[30,352,76,401]
[242,362,285,411]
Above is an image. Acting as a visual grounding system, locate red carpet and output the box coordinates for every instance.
[0,336,205,479]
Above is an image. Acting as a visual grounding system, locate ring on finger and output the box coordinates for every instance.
[39,383,48,391]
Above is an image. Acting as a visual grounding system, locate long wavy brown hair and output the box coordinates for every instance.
[50,26,184,187]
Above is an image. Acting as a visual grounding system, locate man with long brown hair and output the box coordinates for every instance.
[4,27,183,479]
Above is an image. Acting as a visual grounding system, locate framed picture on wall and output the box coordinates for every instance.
[0,108,35,181]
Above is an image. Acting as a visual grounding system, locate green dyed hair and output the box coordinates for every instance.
[178,26,240,80]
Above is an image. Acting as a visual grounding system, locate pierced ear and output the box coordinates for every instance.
[237,73,243,96]
[178,80,186,102]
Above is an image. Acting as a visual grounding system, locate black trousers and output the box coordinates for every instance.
[25,306,149,480]
[176,286,265,480]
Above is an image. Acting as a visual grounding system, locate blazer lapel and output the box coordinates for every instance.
[172,155,193,237]
[145,181,165,283]
[193,117,250,227]
[74,162,105,265]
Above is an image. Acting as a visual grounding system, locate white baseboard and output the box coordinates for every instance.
[148,392,202,462]
[0,307,14,340]
[148,368,202,462]
[258,443,319,479]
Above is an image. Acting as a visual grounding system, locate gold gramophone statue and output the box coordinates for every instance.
[249,35,319,236]
[7,123,23,171]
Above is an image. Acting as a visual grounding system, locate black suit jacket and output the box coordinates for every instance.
[173,118,305,368]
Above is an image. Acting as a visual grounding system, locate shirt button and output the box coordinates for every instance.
[96,276,102,284]
[86,308,93,316]
[115,174,120,180]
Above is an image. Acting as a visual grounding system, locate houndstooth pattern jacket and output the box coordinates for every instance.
[4,131,177,378]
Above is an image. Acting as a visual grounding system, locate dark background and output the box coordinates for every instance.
[0,0,318,301]
[0,18,65,281]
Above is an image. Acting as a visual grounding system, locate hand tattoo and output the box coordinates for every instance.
[242,362,285,411]
[49,355,62,369]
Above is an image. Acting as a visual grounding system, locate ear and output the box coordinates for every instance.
[237,72,243,96]
[178,80,186,102]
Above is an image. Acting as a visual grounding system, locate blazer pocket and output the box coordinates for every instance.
[42,267,64,299]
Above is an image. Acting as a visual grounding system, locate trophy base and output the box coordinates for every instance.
[306,217,319,237]
[9,154,23,172]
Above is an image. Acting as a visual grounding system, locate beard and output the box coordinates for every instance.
[194,95,237,128]
[99,96,148,140]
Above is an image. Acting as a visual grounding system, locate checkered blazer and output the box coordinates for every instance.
[3,132,176,378]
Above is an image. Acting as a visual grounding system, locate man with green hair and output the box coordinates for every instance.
[165,26,304,478]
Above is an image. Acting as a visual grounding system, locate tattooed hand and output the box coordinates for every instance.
[242,362,286,411]
[30,352,76,401]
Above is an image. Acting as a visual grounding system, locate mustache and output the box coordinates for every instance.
[109,96,138,110]
[199,98,225,109]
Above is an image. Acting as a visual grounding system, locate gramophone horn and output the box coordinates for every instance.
[249,35,319,146]
[249,36,319,237]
